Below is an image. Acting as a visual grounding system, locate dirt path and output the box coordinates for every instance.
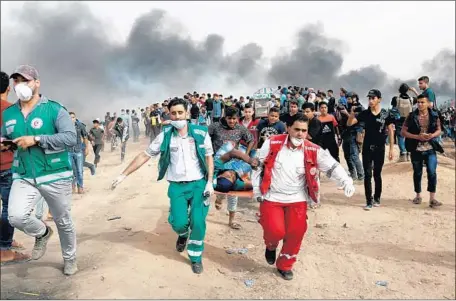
[1,136,455,299]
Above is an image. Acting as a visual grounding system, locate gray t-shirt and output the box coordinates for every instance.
[89,128,104,145]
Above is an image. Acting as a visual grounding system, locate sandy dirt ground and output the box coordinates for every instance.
[1,136,455,300]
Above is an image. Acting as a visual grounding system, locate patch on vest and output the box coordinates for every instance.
[309,167,317,176]
[5,119,16,126]
[31,118,44,129]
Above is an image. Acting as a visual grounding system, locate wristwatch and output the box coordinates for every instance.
[34,136,41,146]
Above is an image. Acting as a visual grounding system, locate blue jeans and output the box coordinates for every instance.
[395,123,407,155]
[70,152,84,188]
[342,136,364,180]
[411,150,437,193]
[0,169,14,250]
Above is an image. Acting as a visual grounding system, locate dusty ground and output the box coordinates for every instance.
[1,136,455,300]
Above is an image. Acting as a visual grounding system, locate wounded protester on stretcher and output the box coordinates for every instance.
[212,142,258,193]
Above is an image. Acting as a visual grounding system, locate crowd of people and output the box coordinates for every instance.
[0,65,453,281]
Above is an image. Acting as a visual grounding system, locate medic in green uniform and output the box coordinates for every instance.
[111,98,214,274]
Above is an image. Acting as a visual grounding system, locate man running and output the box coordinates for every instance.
[0,65,77,275]
[89,119,104,167]
[252,115,355,280]
[0,71,31,265]
[112,117,129,163]
[318,102,341,162]
[111,98,214,274]
[69,112,89,194]
[209,107,254,230]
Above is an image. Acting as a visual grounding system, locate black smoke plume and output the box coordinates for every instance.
[1,2,454,120]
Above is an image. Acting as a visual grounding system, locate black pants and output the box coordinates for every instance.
[321,138,340,162]
[362,144,385,205]
[92,144,102,165]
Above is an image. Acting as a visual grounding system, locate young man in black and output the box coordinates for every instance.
[347,89,395,210]
[280,100,302,129]
[302,102,322,146]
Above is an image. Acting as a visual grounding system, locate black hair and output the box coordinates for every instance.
[269,107,280,114]
[418,76,430,83]
[225,106,238,118]
[167,98,188,111]
[126,109,130,113]
[319,102,328,108]
[69,111,75,115]
[116,117,123,123]
[93,120,100,124]
[327,89,333,93]
[290,115,310,127]
[0,71,9,94]
[207,93,211,98]
[302,102,315,111]
[111,117,116,121]
[417,94,429,101]
[244,103,253,109]
[289,100,299,106]
[399,83,409,94]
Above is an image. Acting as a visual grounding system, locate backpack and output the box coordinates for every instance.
[397,95,413,118]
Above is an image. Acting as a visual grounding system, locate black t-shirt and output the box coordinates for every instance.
[308,117,322,146]
[190,103,200,119]
[280,112,302,127]
[327,97,336,114]
[205,98,214,111]
[357,108,394,147]
[256,119,286,148]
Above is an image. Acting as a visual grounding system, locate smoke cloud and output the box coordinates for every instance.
[1,2,454,120]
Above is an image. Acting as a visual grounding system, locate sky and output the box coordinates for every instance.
[1,1,455,118]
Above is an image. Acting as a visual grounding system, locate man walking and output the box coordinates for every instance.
[252,115,355,280]
[111,98,214,274]
[69,112,89,194]
[131,109,140,143]
[348,89,395,210]
[401,94,443,208]
[0,71,31,264]
[0,65,77,275]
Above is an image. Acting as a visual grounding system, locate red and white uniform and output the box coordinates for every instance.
[252,134,352,271]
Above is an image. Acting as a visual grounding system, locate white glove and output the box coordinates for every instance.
[203,181,214,198]
[253,189,263,202]
[111,174,127,190]
[343,183,355,197]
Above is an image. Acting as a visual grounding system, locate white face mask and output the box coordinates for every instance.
[14,82,33,102]
[290,137,303,147]
[170,120,187,129]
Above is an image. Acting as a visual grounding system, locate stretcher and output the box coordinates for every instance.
[214,190,253,198]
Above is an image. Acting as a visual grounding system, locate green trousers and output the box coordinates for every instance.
[167,178,209,263]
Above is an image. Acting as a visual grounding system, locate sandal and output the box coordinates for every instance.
[0,250,32,266]
[11,240,25,251]
[215,198,222,210]
[429,199,443,208]
[412,197,422,205]
[229,222,242,230]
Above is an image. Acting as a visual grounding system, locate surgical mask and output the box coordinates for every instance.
[14,82,33,101]
[290,137,303,147]
[170,120,187,129]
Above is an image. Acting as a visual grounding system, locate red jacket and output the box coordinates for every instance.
[0,99,14,171]
[240,118,260,147]
[260,134,320,202]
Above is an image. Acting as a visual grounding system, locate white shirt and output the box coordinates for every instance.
[145,129,214,182]
[252,136,351,203]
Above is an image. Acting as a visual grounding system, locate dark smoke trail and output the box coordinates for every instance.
[1,2,454,121]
